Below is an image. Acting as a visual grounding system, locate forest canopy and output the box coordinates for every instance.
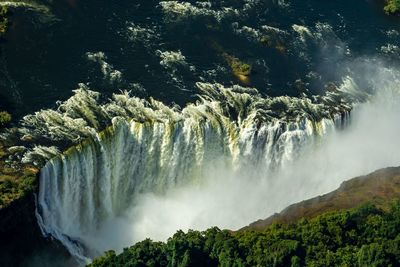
[89,201,400,267]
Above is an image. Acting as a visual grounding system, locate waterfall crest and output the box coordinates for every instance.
[27,62,400,262]
[33,82,349,261]
[0,79,359,262]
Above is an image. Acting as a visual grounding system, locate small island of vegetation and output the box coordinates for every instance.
[0,111,11,128]
[0,7,8,35]
[384,0,400,14]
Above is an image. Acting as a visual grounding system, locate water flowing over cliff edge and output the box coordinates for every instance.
[6,61,393,263]
[31,82,345,262]
[1,1,400,265]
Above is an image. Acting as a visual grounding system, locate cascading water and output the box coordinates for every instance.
[29,82,352,262]
[14,58,398,264]
[2,1,400,266]
[37,116,341,262]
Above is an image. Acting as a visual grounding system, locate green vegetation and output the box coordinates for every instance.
[384,0,400,14]
[0,111,12,127]
[0,7,36,211]
[0,173,36,208]
[209,41,252,82]
[0,7,8,36]
[223,53,252,77]
[0,142,38,209]
[248,167,400,229]
[89,201,400,267]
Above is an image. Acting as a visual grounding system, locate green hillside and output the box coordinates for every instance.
[89,201,400,267]
[89,167,400,267]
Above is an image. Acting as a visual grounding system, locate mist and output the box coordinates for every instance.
[83,58,400,255]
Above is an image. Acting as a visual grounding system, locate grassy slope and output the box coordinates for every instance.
[246,167,400,230]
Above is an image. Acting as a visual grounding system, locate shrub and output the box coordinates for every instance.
[384,0,400,15]
[0,7,8,35]
[0,111,11,127]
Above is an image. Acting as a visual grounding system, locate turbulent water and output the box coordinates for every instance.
[35,90,345,262]
[27,71,377,262]
[31,69,400,263]
[1,0,400,265]
[1,0,399,116]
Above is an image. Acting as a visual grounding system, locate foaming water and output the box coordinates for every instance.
[109,80,400,252]
[32,63,400,264]
[36,103,340,262]
[30,81,352,263]
[30,58,400,264]
[1,0,399,265]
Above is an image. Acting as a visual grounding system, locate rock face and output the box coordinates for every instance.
[0,142,46,266]
[0,184,75,267]
[0,191,42,266]
[245,166,400,230]
[0,141,74,267]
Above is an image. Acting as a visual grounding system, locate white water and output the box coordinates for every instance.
[30,82,347,262]
[37,109,340,262]
[33,63,400,263]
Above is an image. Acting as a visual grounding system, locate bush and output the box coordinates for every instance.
[384,0,400,14]
[0,7,8,35]
[0,111,11,127]
[223,53,252,77]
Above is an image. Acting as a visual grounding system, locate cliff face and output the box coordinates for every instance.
[0,191,42,266]
[0,141,74,266]
[245,166,400,230]
[0,176,75,267]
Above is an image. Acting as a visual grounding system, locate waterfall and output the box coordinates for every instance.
[36,114,343,262]
[26,61,400,263]
[13,81,354,262]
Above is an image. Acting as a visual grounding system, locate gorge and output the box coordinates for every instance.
[0,0,400,266]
